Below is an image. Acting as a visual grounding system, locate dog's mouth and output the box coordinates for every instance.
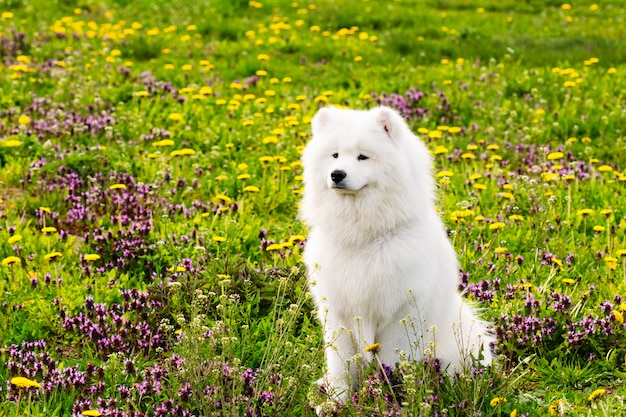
[331,184,367,194]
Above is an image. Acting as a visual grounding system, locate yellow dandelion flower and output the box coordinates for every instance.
[82,411,102,417]
[543,172,559,182]
[10,376,42,388]
[436,170,454,178]
[551,257,563,268]
[450,209,475,222]
[109,184,127,190]
[489,222,505,230]
[2,139,22,147]
[84,254,101,261]
[432,145,449,155]
[616,250,626,258]
[168,113,183,121]
[243,185,260,192]
[44,251,63,261]
[289,235,306,245]
[237,173,251,180]
[215,194,232,204]
[613,310,624,324]
[509,214,524,221]
[598,165,613,172]
[490,397,506,407]
[8,235,22,244]
[212,236,227,242]
[41,227,57,233]
[593,225,605,232]
[169,148,196,157]
[153,139,175,147]
[18,115,31,125]
[588,388,606,401]
[168,265,186,272]
[473,183,487,191]
[548,399,565,416]
[605,256,618,270]
[263,136,278,144]
[576,208,594,216]
[364,343,381,353]
[2,256,21,267]
[547,151,564,160]
[495,247,508,254]
[498,192,514,199]
[266,243,284,251]
[428,130,443,139]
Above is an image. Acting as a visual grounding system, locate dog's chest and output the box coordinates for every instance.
[311,234,432,320]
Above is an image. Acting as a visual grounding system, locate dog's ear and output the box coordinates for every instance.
[311,107,334,133]
[376,106,396,138]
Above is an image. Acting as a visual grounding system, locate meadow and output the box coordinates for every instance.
[2,0,626,415]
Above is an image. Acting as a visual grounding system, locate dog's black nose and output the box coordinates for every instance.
[330,170,346,184]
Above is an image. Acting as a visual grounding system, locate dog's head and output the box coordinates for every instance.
[300,106,435,233]
[306,106,400,195]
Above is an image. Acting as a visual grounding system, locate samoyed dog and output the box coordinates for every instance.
[300,106,493,401]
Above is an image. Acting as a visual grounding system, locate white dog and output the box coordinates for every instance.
[300,106,493,401]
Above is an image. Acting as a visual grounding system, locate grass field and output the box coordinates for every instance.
[2,0,626,415]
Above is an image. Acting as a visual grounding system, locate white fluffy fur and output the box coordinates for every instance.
[300,106,494,400]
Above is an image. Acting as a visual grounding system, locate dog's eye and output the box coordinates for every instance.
[332,153,339,159]
[357,154,369,161]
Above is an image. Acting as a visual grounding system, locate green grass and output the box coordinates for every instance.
[2,0,626,416]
